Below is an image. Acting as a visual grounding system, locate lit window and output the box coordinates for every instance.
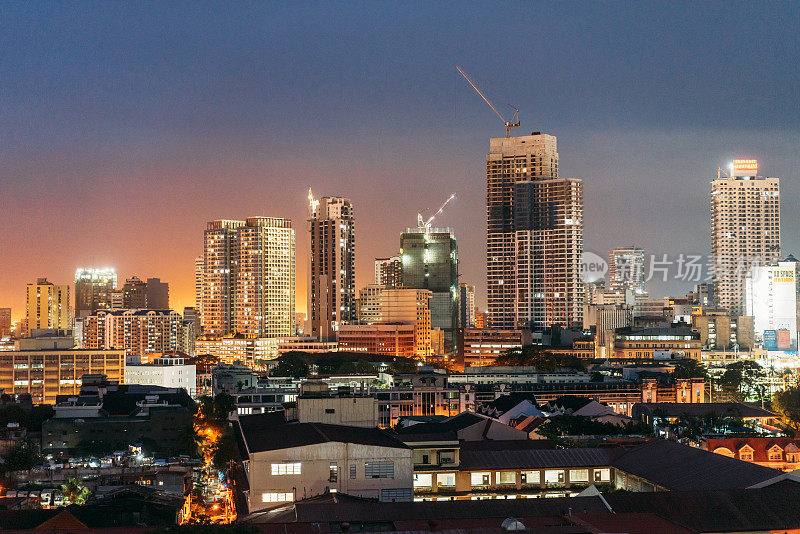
[262,492,293,503]
[496,471,516,485]
[470,472,491,487]
[570,469,589,483]
[271,462,301,475]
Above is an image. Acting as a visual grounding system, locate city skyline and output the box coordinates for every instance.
[2,3,800,322]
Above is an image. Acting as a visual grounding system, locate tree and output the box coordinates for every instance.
[590,372,604,382]
[61,478,90,505]
[773,386,800,434]
[2,441,42,471]
[211,428,237,472]
[672,358,708,379]
[537,416,652,441]
[270,353,310,378]
[495,345,586,372]
[719,360,766,402]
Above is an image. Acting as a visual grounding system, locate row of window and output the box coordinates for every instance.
[270,461,395,479]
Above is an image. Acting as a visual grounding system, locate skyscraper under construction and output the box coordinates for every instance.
[486,132,583,329]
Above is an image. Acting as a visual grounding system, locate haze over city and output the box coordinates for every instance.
[2,3,798,320]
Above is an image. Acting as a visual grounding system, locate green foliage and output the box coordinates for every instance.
[672,358,708,379]
[2,441,42,471]
[318,358,376,375]
[660,410,751,441]
[211,428,237,472]
[60,478,90,505]
[537,416,652,440]
[496,345,586,372]
[590,372,604,382]
[719,360,766,402]
[197,393,235,425]
[773,386,800,434]
[387,359,418,374]
[270,353,310,378]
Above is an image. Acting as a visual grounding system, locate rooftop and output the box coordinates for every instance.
[237,412,408,455]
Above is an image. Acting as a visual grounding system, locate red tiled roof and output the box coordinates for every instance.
[707,437,800,463]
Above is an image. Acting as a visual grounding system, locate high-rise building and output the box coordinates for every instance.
[201,217,295,338]
[308,192,355,341]
[75,268,117,318]
[202,220,243,335]
[513,173,583,328]
[83,309,186,362]
[459,283,476,328]
[711,159,781,315]
[26,278,71,332]
[486,133,583,329]
[236,217,295,338]
[608,247,647,295]
[400,228,458,352]
[122,276,147,308]
[0,308,11,337]
[109,289,124,309]
[146,278,170,309]
[745,256,798,350]
[375,256,402,288]
[195,255,204,324]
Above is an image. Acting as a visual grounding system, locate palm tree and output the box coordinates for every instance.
[60,478,90,505]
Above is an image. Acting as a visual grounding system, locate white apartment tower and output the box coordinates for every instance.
[308,192,356,341]
[711,159,781,315]
[608,247,647,295]
[487,133,583,329]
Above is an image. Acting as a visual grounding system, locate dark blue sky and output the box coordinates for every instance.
[1,2,799,316]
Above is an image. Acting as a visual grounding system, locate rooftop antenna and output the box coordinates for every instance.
[456,65,520,138]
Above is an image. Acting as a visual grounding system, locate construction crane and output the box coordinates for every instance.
[418,193,456,232]
[456,65,520,137]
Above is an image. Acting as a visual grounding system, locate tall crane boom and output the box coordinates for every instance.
[456,65,520,137]
[418,193,456,232]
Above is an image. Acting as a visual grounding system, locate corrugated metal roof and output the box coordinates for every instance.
[460,447,619,470]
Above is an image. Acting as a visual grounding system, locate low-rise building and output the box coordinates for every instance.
[706,437,800,472]
[692,308,754,351]
[43,384,194,457]
[640,377,705,404]
[612,327,701,361]
[124,356,197,396]
[0,332,124,404]
[235,411,413,513]
[196,335,254,366]
[337,323,417,359]
[458,329,523,369]
[447,366,591,386]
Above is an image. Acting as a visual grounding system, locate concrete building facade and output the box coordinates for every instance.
[75,268,117,318]
[308,194,356,341]
[486,133,583,330]
[26,278,71,332]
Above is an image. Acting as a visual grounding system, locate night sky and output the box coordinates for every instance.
[2,2,799,321]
